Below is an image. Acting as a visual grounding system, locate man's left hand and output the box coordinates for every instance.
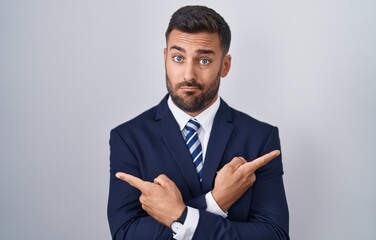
[115,172,186,227]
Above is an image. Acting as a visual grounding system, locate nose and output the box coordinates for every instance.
[183,60,196,82]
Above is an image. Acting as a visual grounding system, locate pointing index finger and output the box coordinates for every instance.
[245,150,280,172]
[116,172,148,192]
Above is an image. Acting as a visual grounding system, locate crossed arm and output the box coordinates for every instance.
[115,150,280,228]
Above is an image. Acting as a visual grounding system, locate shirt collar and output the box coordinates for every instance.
[167,95,220,134]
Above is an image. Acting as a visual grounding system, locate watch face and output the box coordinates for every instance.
[171,221,183,234]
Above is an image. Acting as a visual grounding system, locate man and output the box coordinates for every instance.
[108,5,289,240]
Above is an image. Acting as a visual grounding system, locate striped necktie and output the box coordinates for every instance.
[184,119,203,182]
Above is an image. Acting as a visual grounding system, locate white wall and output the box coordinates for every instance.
[1,0,375,239]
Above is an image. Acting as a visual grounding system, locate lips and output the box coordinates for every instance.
[180,86,200,90]
[177,81,203,91]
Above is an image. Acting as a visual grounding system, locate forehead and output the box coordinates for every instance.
[167,29,222,54]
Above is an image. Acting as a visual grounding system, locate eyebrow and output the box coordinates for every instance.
[197,49,215,55]
[170,45,215,55]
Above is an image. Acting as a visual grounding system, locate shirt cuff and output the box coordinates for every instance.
[205,192,228,218]
[173,207,199,240]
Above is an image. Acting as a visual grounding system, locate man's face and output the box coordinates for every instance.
[164,29,231,116]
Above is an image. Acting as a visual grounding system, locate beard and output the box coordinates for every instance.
[166,71,221,113]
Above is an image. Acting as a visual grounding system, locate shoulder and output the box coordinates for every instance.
[223,101,282,156]
[221,99,277,134]
[113,95,170,134]
[236,109,275,132]
[112,105,157,135]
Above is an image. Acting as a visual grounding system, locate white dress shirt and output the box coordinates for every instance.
[167,96,228,240]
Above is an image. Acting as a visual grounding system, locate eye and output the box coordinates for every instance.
[199,58,211,65]
[173,56,183,62]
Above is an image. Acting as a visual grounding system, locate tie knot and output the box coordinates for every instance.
[185,119,200,132]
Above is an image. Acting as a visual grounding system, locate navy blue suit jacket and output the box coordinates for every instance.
[108,95,289,239]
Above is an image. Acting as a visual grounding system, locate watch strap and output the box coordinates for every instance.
[177,206,188,224]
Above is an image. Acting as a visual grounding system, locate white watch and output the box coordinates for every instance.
[170,220,183,234]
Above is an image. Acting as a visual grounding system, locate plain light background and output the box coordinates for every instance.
[1,0,375,239]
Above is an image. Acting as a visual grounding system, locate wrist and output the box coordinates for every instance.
[171,206,187,224]
[211,190,228,211]
[170,206,188,234]
[178,206,188,223]
[205,192,228,218]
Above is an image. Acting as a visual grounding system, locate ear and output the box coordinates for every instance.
[164,48,167,64]
[221,54,232,77]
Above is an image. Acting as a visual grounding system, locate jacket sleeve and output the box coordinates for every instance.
[191,127,289,240]
[108,129,208,240]
[108,129,171,240]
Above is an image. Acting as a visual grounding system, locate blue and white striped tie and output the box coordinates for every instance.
[184,119,203,182]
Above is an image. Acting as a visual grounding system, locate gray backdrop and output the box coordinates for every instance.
[1,0,375,239]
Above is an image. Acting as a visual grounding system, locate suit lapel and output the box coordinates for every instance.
[201,100,234,192]
[155,96,202,197]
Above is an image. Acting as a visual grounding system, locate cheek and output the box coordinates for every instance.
[166,62,182,80]
[199,66,221,81]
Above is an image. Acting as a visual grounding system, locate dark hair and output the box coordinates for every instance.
[165,5,231,55]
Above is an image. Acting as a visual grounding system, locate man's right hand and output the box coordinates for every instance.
[211,150,281,211]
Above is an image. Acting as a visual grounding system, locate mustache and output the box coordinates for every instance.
[176,81,203,90]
